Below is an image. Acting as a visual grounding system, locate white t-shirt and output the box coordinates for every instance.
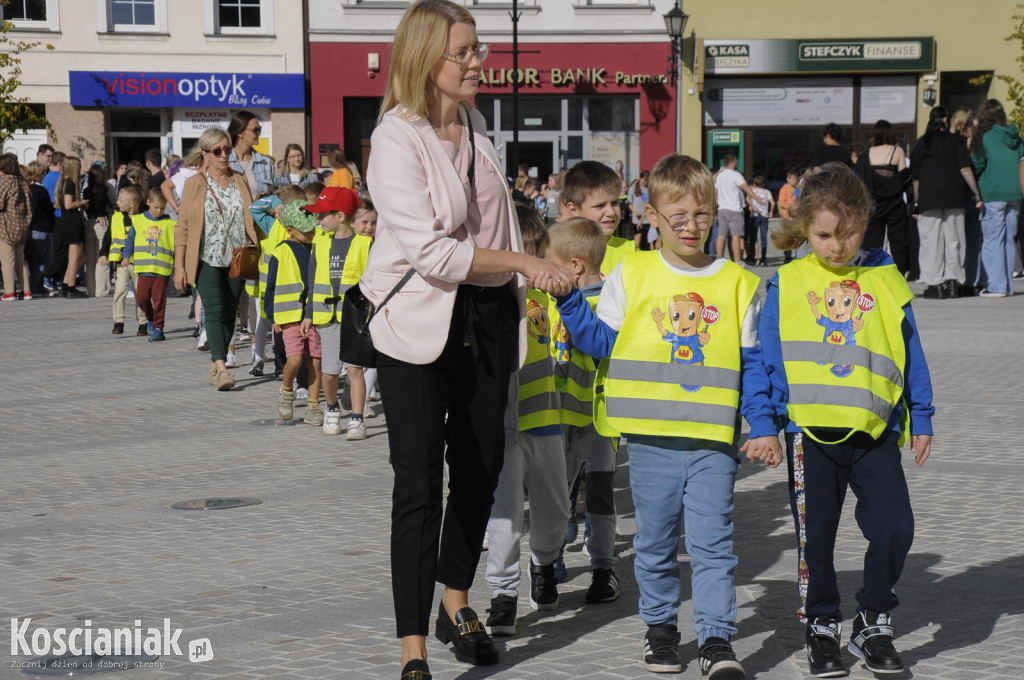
[597,255,762,349]
[170,167,199,202]
[715,167,747,213]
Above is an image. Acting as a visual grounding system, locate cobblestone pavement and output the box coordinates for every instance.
[1,272,1022,680]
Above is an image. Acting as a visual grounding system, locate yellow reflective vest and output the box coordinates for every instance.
[518,289,561,431]
[108,211,131,263]
[267,240,307,325]
[253,218,289,299]
[310,232,372,326]
[601,235,636,278]
[129,214,175,276]
[551,291,601,427]
[777,254,912,443]
[595,252,759,443]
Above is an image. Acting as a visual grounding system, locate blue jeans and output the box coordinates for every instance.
[28,231,51,294]
[629,435,739,644]
[979,200,1020,294]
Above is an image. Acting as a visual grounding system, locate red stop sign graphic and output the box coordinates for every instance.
[702,305,720,325]
[857,293,875,313]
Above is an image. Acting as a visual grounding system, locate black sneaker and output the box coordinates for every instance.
[136,323,148,337]
[698,637,745,680]
[62,286,87,298]
[806,619,848,677]
[112,322,124,335]
[484,594,517,636]
[643,624,682,673]
[922,285,946,300]
[848,610,903,674]
[585,568,620,603]
[529,562,559,611]
[192,323,202,338]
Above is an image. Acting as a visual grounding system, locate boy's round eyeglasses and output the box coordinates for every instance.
[654,207,713,231]
[442,43,489,68]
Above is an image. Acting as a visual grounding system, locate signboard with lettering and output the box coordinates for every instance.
[703,38,934,75]
[178,110,231,135]
[479,67,666,88]
[704,77,855,126]
[69,71,304,109]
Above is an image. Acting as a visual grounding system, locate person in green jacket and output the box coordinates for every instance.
[972,99,1024,297]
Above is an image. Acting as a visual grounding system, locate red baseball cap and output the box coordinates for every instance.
[304,187,361,215]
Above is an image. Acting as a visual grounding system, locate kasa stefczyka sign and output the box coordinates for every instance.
[68,71,304,109]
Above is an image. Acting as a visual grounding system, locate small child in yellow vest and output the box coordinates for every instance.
[552,154,781,677]
[265,199,323,425]
[342,198,380,422]
[760,162,934,677]
[300,187,369,439]
[483,206,570,636]
[100,185,148,335]
[121,187,175,342]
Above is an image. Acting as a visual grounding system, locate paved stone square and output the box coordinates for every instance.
[1,274,1022,679]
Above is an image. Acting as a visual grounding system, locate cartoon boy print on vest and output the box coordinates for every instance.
[526,299,551,357]
[652,292,711,392]
[807,280,865,378]
[552,320,571,364]
[146,225,163,255]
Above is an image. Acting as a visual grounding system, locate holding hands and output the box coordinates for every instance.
[523,254,573,296]
[740,435,783,468]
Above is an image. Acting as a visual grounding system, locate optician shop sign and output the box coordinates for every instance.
[69,71,304,109]
[702,38,935,75]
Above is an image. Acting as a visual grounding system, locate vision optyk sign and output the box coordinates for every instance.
[69,71,304,109]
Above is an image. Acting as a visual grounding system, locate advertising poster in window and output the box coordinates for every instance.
[704,77,854,127]
[860,76,917,124]
[588,131,639,179]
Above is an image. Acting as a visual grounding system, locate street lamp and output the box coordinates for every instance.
[663,1,689,152]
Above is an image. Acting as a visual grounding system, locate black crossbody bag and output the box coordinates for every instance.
[339,111,477,368]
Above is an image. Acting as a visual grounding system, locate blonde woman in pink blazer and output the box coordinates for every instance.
[364,2,571,678]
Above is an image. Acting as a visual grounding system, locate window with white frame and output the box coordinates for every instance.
[2,0,59,31]
[97,0,167,33]
[207,0,273,36]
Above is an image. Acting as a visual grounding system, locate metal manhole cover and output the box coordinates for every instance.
[171,498,262,510]
[21,651,159,675]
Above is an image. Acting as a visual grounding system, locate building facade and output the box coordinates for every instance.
[4,0,307,169]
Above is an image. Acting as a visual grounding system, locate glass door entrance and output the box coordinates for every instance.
[495,133,561,183]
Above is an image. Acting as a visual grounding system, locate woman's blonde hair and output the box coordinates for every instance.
[54,156,82,210]
[771,163,873,251]
[197,127,230,152]
[378,0,475,123]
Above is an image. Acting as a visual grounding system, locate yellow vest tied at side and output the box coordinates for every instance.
[268,242,307,325]
[108,211,131,263]
[550,292,601,427]
[777,254,912,443]
[310,232,372,326]
[518,290,561,431]
[595,252,760,444]
[601,235,636,279]
[130,214,175,276]
[253,218,290,299]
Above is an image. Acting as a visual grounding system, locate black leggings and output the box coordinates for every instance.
[378,284,518,638]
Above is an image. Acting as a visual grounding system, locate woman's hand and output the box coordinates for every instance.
[522,254,573,297]
[173,267,187,292]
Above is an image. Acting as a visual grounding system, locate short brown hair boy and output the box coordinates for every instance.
[547,217,606,271]
[562,160,620,211]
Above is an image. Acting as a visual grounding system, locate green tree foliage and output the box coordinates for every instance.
[973,3,1024,130]
[0,0,54,144]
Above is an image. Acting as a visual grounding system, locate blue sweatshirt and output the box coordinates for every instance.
[759,248,934,437]
[122,211,174,278]
[248,194,282,234]
[554,271,777,441]
[263,239,313,321]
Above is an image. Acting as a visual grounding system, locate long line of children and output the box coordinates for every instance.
[484,156,933,680]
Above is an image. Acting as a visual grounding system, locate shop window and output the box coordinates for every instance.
[111,109,163,134]
[99,0,168,33]
[587,97,635,132]
[939,71,992,117]
[207,0,273,36]
[2,0,58,31]
[567,99,583,129]
[499,96,562,132]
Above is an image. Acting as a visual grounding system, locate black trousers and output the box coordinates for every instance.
[378,284,518,638]
[864,205,915,278]
[786,430,914,623]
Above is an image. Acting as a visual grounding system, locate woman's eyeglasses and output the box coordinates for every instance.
[442,43,489,68]
[205,146,231,157]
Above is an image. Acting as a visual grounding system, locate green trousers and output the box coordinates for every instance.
[196,262,243,363]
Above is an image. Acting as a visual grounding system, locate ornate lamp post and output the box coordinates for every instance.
[663,1,689,152]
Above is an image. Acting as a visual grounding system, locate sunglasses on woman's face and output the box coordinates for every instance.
[205,146,231,157]
[248,126,262,135]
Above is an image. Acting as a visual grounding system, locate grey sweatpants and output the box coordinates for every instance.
[565,423,618,570]
[486,431,570,597]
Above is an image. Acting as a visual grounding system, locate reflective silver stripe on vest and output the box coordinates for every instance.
[560,392,591,416]
[274,282,305,295]
[132,257,171,270]
[605,397,737,428]
[311,299,332,316]
[274,300,305,312]
[312,282,334,297]
[111,238,126,246]
[519,391,558,417]
[562,360,595,389]
[519,358,554,385]
[608,359,741,391]
[789,384,895,421]
[781,340,904,388]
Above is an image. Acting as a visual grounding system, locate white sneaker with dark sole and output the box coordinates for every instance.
[346,418,366,440]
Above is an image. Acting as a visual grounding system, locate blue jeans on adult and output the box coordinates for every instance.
[629,435,739,645]
[979,200,1021,294]
[28,231,51,294]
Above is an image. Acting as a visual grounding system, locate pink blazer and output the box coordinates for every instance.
[363,105,527,366]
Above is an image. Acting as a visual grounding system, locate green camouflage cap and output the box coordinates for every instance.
[280,199,320,232]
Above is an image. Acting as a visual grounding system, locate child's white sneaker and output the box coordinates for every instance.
[346,418,366,440]
[364,405,377,418]
[295,387,309,404]
[322,408,342,435]
[304,403,324,426]
[225,352,237,368]
[197,330,209,351]
[277,387,295,420]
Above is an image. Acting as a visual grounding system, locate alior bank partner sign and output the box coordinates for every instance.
[69,71,304,109]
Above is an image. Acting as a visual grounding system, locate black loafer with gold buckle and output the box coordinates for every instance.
[400,659,431,680]
[434,603,499,665]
